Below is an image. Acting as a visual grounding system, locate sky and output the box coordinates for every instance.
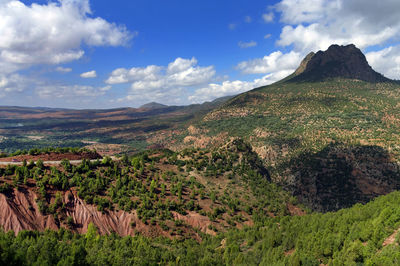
[0,0,400,109]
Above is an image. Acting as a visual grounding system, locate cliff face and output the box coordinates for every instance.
[290,44,390,83]
[0,189,138,236]
[288,144,400,212]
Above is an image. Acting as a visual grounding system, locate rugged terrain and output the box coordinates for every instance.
[180,44,400,211]
[0,140,298,239]
[2,44,400,265]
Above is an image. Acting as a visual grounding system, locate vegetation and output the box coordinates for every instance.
[0,141,294,235]
[185,79,400,210]
[0,97,232,154]
[1,191,400,265]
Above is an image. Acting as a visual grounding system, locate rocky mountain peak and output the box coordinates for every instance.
[289,44,390,83]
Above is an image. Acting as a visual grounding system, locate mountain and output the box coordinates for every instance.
[139,102,169,109]
[289,44,390,83]
[181,44,400,211]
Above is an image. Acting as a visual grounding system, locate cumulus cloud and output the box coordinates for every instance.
[275,0,332,25]
[0,73,31,94]
[109,57,216,105]
[274,0,400,53]
[237,50,302,75]
[106,65,162,84]
[264,34,272,39]
[188,70,293,103]
[80,70,97,78]
[0,0,132,73]
[55,66,72,73]
[107,57,215,89]
[238,41,257,49]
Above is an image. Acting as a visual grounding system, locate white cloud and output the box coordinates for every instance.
[80,70,97,78]
[36,84,109,99]
[237,50,302,75]
[56,66,72,73]
[228,23,237,30]
[107,57,215,88]
[366,46,400,80]
[167,57,197,75]
[238,41,257,49]
[0,0,132,73]
[188,70,292,103]
[274,0,400,53]
[264,34,272,39]
[109,57,217,105]
[106,65,162,84]
[262,12,274,23]
[244,16,252,23]
[0,73,30,94]
[275,0,332,24]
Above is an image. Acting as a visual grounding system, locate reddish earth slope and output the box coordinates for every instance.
[0,188,209,239]
[0,151,101,162]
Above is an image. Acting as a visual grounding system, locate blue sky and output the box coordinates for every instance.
[0,0,400,108]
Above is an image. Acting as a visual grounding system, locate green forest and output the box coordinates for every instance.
[1,191,400,265]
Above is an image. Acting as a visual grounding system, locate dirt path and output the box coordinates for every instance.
[383,227,400,246]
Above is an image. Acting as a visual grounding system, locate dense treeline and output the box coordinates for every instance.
[1,191,400,265]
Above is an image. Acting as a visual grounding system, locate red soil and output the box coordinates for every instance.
[0,151,101,162]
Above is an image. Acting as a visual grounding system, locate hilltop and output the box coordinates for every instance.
[139,102,169,110]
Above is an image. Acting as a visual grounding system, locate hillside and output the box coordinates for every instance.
[181,44,400,211]
[0,140,299,239]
